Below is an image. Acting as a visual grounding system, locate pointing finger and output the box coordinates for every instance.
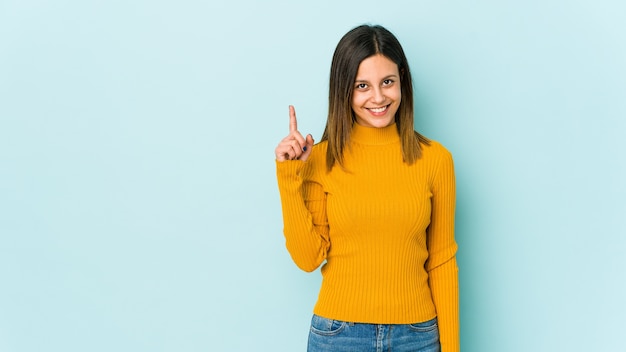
[289,105,298,133]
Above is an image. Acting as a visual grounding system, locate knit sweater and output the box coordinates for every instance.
[276,122,459,351]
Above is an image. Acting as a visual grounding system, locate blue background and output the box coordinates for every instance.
[1,1,624,351]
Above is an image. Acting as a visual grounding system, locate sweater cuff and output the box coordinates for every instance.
[429,257,460,352]
[276,159,305,179]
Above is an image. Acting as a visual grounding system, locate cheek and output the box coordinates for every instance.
[392,87,402,102]
[351,93,365,108]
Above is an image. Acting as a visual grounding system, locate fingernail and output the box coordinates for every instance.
[302,146,307,152]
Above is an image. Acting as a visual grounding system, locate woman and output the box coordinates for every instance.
[275,24,459,352]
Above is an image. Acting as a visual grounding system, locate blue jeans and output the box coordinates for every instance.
[307,315,440,352]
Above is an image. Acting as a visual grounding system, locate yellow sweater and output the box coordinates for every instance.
[276,123,459,351]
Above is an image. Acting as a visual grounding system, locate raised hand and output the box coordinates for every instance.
[275,105,314,162]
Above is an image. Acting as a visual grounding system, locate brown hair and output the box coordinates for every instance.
[320,24,430,171]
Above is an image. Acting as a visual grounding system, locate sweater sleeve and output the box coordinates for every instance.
[426,148,460,352]
[276,159,330,272]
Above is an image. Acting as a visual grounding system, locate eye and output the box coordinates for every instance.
[355,83,368,90]
[382,79,394,86]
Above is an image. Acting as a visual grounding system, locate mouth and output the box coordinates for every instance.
[366,104,390,115]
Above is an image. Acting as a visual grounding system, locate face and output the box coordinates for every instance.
[351,54,401,128]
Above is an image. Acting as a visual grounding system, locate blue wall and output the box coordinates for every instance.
[1,1,624,351]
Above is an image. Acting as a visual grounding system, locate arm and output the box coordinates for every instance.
[274,106,328,272]
[276,159,330,273]
[426,149,459,352]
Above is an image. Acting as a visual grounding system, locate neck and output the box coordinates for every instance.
[350,122,400,145]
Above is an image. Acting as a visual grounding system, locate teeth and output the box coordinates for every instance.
[369,106,387,113]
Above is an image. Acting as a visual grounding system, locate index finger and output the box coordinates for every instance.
[289,105,298,133]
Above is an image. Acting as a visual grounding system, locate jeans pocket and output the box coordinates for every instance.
[408,317,438,332]
[310,314,347,336]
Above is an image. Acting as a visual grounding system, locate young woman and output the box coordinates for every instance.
[275,24,459,352]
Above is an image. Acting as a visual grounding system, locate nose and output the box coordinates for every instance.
[371,88,385,104]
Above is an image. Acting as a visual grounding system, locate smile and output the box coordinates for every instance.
[367,105,389,113]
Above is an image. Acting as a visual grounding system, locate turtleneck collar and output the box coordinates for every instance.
[350,122,400,145]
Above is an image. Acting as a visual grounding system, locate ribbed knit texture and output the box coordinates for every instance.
[276,123,459,351]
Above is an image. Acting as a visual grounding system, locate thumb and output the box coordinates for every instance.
[306,134,314,148]
[300,134,314,160]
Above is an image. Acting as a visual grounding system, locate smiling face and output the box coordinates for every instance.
[351,54,401,128]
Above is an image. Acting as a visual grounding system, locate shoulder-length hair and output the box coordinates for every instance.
[320,24,430,171]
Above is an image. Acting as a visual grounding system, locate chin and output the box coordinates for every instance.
[355,111,395,128]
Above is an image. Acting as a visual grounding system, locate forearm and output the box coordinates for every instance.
[276,160,329,272]
[429,257,459,352]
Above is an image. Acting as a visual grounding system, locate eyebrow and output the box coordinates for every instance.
[354,74,399,83]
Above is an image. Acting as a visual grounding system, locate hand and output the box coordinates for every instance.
[275,105,314,162]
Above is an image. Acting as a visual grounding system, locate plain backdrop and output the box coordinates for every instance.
[1,1,625,351]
